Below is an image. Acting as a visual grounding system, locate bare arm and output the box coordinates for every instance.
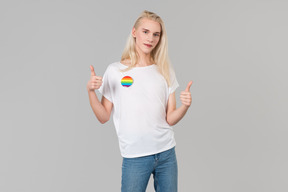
[87,90,113,124]
[166,81,193,126]
[87,65,113,124]
[166,92,190,126]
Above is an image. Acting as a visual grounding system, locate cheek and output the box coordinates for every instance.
[137,34,145,43]
[155,38,160,45]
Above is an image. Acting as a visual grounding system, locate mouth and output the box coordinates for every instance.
[144,43,152,48]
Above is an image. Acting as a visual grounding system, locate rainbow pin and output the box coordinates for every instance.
[121,76,133,87]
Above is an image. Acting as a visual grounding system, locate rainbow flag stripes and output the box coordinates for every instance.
[121,76,133,87]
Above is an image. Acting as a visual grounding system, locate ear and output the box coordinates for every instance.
[132,27,136,38]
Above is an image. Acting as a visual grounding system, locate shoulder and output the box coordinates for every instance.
[105,61,120,71]
[120,59,131,66]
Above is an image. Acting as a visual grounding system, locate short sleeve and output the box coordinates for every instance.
[168,67,179,95]
[98,66,113,102]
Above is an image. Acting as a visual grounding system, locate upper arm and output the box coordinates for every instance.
[101,95,113,121]
[166,91,177,117]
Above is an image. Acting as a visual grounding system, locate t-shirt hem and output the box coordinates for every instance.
[120,143,176,158]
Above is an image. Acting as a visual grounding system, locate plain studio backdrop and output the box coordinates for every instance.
[0,0,287,191]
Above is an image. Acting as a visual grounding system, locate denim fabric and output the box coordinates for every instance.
[121,146,178,192]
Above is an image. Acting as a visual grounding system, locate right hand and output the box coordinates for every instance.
[87,65,103,91]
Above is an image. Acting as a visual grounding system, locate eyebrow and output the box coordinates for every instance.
[142,28,161,34]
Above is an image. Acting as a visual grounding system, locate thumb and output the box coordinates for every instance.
[90,65,96,76]
[185,81,193,92]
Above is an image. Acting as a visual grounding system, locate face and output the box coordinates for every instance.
[132,18,161,55]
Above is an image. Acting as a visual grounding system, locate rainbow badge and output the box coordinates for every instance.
[121,76,133,87]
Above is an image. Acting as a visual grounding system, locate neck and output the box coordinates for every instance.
[135,45,153,67]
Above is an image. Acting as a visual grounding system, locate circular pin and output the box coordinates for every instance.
[121,76,133,87]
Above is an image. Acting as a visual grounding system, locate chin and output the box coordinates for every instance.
[144,47,154,53]
[137,44,153,54]
[144,51,152,55]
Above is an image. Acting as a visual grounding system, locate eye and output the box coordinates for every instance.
[143,31,148,34]
[154,34,159,37]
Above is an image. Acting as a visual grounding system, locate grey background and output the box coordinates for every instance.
[0,0,287,191]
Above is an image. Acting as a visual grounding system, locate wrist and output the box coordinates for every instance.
[87,87,95,92]
[181,104,190,109]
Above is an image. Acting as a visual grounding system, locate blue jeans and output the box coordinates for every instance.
[121,146,178,192]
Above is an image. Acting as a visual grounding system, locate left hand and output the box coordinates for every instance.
[180,81,193,107]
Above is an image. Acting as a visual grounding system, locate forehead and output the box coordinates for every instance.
[139,18,161,32]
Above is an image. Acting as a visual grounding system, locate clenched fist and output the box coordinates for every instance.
[87,65,103,91]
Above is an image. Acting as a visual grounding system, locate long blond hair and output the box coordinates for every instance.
[120,10,173,86]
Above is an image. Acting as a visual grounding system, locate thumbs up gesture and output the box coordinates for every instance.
[180,81,193,107]
[86,65,103,91]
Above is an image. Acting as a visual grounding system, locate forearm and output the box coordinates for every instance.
[167,105,190,126]
[87,90,109,124]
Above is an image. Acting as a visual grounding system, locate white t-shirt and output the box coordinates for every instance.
[98,61,179,158]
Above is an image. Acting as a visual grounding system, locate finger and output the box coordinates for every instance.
[92,76,102,80]
[180,98,192,103]
[180,91,191,95]
[182,102,191,106]
[180,95,191,99]
[185,81,193,92]
[180,95,192,100]
[90,65,96,76]
[180,97,191,103]
[92,81,102,86]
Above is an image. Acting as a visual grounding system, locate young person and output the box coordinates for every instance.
[87,10,192,192]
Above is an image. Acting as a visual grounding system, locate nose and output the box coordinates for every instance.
[147,34,153,43]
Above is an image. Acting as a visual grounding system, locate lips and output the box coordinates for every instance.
[144,43,152,48]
